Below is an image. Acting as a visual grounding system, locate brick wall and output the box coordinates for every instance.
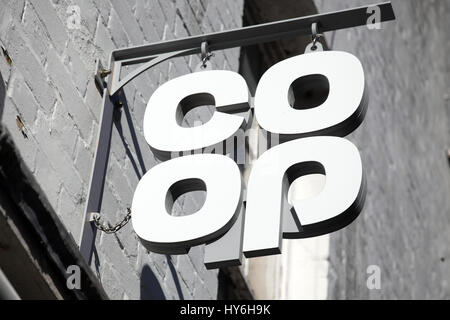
[4,0,449,301]
[314,0,450,299]
[0,0,244,300]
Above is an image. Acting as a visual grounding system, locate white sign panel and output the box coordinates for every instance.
[132,49,368,269]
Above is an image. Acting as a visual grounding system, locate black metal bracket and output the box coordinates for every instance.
[79,2,396,263]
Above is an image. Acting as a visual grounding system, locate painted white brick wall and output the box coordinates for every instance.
[314,0,450,299]
[0,0,244,300]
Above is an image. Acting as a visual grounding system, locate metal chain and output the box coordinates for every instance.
[93,208,131,234]
[201,52,214,67]
[200,41,214,68]
[310,22,323,51]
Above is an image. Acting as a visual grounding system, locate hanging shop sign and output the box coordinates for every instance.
[131,44,368,269]
[77,3,395,266]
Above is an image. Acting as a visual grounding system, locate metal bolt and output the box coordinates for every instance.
[1,46,12,66]
[99,69,112,78]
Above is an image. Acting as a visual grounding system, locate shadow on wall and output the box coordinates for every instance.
[140,265,166,300]
[0,71,4,121]
[165,255,184,300]
[140,255,186,300]
[113,95,147,179]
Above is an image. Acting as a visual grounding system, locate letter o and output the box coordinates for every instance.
[254,51,368,140]
[132,154,243,254]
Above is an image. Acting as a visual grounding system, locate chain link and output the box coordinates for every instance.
[201,52,214,67]
[93,208,132,234]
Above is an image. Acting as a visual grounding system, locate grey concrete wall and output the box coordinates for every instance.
[314,0,450,299]
[0,0,243,300]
